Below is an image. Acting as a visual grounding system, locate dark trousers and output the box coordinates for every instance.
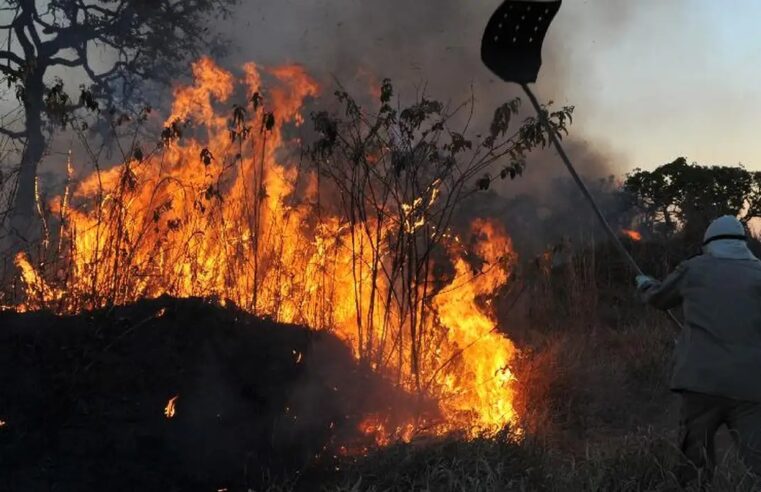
[679,391,761,483]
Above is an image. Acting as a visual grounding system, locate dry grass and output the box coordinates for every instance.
[260,430,759,491]
[266,241,761,491]
[4,138,759,490]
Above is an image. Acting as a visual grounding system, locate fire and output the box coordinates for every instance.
[432,219,518,433]
[0,420,6,427]
[14,252,61,312]
[13,58,521,442]
[165,395,179,418]
[359,414,415,447]
[621,229,642,241]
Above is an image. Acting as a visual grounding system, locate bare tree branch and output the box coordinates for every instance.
[12,19,35,60]
[0,126,26,139]
[0,50,23,65]
[47,56,80,67]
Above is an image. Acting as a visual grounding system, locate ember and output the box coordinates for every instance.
[621,229,642,241]
[165,395,179,418]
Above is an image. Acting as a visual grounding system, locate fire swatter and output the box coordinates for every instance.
[480,0,683,329]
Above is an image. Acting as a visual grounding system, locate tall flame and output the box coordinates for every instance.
[433,219,518,432]
[14,58,520,441]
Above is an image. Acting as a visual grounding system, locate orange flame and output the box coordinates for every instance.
[359,414,415,447]
[432,220,519,433]
[165,395,179,418]
[14,58,521,442]
[14,252,61,312]
[621,229,642,241]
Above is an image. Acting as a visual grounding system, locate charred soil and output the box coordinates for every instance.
[0,296,414,490]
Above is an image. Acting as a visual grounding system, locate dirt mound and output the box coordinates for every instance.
[0,296,418,490]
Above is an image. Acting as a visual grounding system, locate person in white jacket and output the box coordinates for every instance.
[638,215,761,483]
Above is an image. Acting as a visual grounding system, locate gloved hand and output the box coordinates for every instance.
[635,274,656,290]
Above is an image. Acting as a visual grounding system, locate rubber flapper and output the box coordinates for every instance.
[481,0,562,83]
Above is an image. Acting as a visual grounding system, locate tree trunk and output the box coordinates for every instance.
[8,72,46,248]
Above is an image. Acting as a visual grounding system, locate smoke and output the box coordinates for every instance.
[222,0,653,253]
[15,1,672,252]
[223,0,643,131]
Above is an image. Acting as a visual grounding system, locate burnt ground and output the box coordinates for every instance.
[0,296,417,491]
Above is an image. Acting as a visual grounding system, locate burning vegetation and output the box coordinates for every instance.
[6,2,761,490]
[165,395,179,419]
[621,229,642,242]
[7,58,571,443]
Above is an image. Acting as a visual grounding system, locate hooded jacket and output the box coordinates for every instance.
[641,217,761,402]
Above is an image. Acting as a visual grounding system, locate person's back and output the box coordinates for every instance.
[669,254,761,402]
[639,215,761,484]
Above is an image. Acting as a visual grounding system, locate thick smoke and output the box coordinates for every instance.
[3,1,684,255]
[12,1,667,253]
[223,0,657,254]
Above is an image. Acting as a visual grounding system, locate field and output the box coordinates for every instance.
[1,54,759,492]
[305,240,761,491]
[1,1,760,490]
[3,241,759,491]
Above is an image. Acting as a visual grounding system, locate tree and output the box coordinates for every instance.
[624,157,761,241]
[0,0,237,244]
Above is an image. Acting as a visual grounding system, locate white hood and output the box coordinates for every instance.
[704,239,757,260]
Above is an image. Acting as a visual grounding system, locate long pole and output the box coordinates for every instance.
[521,83,683,329]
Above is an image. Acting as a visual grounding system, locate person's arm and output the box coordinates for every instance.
[638,263,688,310]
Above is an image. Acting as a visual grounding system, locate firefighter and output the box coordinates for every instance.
[637,215,761,483]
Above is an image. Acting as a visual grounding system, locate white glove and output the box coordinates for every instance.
[635,274,656,290]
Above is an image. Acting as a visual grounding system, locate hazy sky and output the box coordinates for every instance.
[554,0,761,171]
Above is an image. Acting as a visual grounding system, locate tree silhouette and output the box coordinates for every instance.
[0,0,237,244]
[624,157,761,241]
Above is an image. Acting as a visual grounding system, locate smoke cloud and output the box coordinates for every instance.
[8,1,683,253]
[222,0,655,253]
